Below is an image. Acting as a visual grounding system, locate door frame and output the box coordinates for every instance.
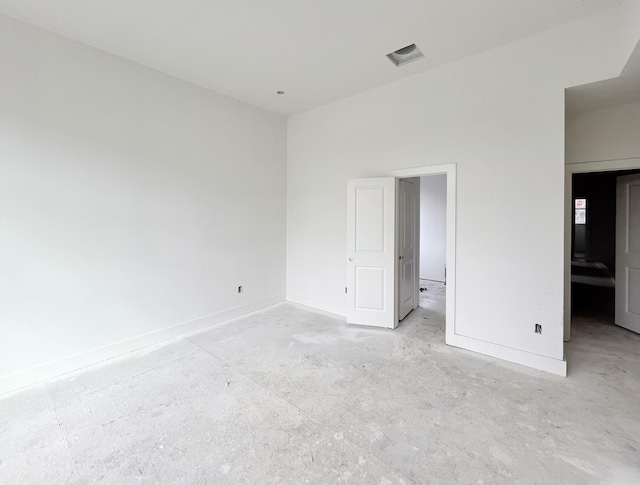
[564,157,640,341]
[390,164,457,344]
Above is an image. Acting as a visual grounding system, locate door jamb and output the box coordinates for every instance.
[564,157,640,342]
[390,164,456,345]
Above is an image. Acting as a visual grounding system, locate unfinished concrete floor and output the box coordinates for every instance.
[1,284,639,484]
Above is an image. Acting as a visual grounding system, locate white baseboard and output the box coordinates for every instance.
[286,293,346,316]
[447,333,567,376]
[0,295,285,396]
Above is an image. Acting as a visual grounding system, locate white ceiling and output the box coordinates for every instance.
[0,0,624,116]
[566,39,640,115]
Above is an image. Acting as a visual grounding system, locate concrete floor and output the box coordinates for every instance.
[1,282,639,484]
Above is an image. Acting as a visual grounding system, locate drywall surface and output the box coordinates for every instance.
[0,16,286,388]
[419,175,447,282]
[287,2,640,368]
[566,101,640,163]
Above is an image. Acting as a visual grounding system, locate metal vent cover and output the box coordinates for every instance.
[386,43,424,67]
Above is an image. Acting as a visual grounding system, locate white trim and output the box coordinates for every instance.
[566,157,640,169]
[566,157,640,172]
[286,293,347,316]
[390,164,457,345]
[564,157,640,342]
[0,295,284,396]
[564,167,573,342]
[447,333,567,376]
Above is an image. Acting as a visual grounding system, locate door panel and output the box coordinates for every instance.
[615,174,640,334]
[398,179,418,321]
[355,187,385,252]
[629,269,640,315]
[355,267,385,310]
[347,178,396,328]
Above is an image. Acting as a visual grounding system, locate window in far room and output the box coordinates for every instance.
[575,198,587,225]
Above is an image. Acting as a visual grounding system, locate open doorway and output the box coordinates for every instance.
[396,173,448,340]
[567,166,640,340]
[417,174,447,315]
[345,164,456,343]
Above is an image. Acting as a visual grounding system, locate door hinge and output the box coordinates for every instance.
[345,287,348,294]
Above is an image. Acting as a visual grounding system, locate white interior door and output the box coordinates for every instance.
[346,177,396,328]
[398,179,418,321]
[615,173,640,334]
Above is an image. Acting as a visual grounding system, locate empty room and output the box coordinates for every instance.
[2,1,640,483]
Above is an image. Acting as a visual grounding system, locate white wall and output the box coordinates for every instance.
[287,2,640,372]
[566,101,640,164]
[419,175,447,282]
[0,16,287,392]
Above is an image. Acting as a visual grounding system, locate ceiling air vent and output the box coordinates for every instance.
[386,43,424,67]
